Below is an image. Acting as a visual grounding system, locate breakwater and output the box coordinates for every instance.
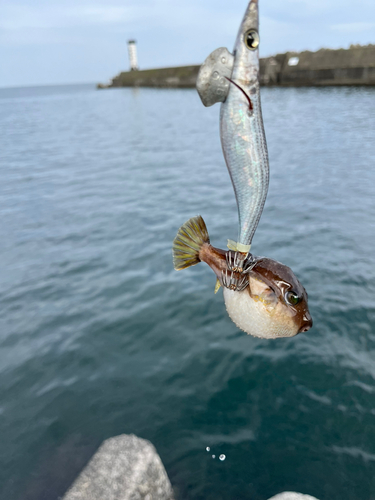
[99,44,375,88]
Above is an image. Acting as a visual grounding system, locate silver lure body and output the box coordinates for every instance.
[197,0,269,251]
[221,0,269,249]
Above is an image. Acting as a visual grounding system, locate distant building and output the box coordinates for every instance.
[128,40,139,71]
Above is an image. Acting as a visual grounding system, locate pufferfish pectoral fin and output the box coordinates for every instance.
[196,48,234,107]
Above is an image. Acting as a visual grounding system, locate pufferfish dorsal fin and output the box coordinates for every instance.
[214,278,222,294]
[196,47,234,107]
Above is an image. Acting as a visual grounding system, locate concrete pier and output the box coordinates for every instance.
[260,45,375,86]
[104,65,199,89]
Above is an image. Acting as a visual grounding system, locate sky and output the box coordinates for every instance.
[1,0,375,88]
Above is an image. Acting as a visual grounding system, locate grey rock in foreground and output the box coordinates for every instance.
[63,434,174,500]
[268,493,319,500]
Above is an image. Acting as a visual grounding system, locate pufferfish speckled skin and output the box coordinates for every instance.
[173,216,312,339]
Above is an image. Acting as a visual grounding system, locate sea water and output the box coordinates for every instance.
[0,84,375,499]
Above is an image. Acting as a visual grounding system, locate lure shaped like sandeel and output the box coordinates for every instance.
[196,0,268,254]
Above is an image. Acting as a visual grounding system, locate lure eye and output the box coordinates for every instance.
[286,291,300,306]
[245,29,260,50]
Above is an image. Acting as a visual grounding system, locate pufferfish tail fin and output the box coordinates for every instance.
[173,216,210,270]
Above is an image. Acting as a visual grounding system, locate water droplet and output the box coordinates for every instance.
[213,71,219,79]
[219,454,226,461]
[221,57,226,64]
[212,454,216,459]
[206,447,210,452]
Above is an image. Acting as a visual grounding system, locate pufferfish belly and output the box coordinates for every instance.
[222,287,299,339]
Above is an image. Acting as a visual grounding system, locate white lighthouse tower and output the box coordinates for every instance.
[127,40,139,71]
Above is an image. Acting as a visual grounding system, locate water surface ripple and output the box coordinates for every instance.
[0,84,375,500]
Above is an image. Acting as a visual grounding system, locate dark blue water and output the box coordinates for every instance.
[1,83,375,500]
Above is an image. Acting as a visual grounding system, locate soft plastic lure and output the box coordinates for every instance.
[197,0,268,254]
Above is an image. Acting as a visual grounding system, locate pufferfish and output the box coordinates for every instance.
[173,216,312,339]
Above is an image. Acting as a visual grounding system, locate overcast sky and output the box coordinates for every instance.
[1,0,374,87]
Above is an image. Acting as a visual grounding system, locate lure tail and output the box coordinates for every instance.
[173,216,210,270]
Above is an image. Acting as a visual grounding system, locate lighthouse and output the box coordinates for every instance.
[128,40,139,71]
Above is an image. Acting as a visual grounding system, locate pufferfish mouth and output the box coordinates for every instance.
[298,315,313,333]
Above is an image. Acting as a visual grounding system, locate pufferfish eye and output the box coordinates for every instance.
[285,291,300,306]
[245,29,260,50]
